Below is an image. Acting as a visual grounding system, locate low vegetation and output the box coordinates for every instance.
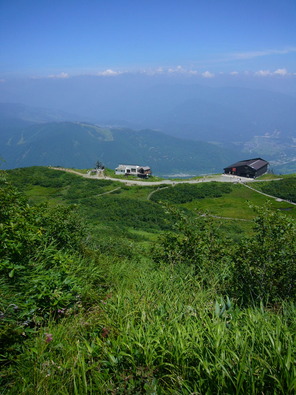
[251,177,296,203]
[150,182,233,204]
[1,167,295,393]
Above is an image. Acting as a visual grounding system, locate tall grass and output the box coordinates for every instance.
[9,258,296,394]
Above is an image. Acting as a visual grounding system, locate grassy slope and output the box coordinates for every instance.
[184,183,296,218]
[5,167,296,251]
[6,167,296,238]
[2,167,296,393]
[6,167,172,248]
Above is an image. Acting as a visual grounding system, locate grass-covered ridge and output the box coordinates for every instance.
[1,167,296,393]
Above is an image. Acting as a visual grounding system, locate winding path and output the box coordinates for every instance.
[49,167,295,207]
[241,183,296,206]
[96,186,121,197]
[49,167,256,186]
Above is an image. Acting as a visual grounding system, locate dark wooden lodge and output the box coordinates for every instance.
[224,158,269,178]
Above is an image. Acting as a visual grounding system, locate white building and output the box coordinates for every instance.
[115,164,152,177]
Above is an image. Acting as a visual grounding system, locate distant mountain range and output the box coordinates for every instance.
[0,104,239,176]
[0,102,295,175]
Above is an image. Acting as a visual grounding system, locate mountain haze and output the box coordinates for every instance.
[1,75,296,142]
[1,92,295,174]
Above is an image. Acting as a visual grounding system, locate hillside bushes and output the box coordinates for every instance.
[7,166,115,196]
[81,195,174,231]
[258,177,296,203]
[153,205,296,305]
[152,209,233,290]
[0,173,104,367]
[150,182,232,204]
[232,205,296,304]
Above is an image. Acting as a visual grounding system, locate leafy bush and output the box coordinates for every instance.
[152,207,233,289]
[231,205,296,305]
[0,173,103,366]
[153,205,296,305]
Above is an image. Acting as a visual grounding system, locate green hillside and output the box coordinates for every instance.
[1,167,295,393]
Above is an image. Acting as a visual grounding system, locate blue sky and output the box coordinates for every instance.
[0,0,296,79]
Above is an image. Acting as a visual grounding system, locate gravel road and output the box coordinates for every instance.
[49,167,294,206]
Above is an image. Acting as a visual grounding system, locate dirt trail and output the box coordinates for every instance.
[49,167,294,207]
[49,167,254,186]
[241,183,296,206]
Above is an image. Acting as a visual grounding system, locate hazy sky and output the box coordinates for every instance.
[1,0,296,79]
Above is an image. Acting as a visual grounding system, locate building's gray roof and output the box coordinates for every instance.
[224,158,268,170]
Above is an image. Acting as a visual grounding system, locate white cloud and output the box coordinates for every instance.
[202,71,215,78]
[255,68,291,77]
[255,70,272,76]
[32,65,294,80]
[166,66,198,75]
[154,67,165,74]
[47,72,69,79]
[97,69,122,76]
[274,68,288,76]
[168,66,185,73]
[188,70,198,75]
[138,67,164,75]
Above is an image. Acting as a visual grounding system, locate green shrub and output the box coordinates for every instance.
[153,204,296,305]
[0,173,103,367]
[152,207,233,290]
[259,177,296,203]
[231,205,296,305]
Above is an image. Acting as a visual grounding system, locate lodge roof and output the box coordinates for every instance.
[224,158,268,171]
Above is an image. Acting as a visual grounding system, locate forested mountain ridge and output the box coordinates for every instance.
[0,119,238,176]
